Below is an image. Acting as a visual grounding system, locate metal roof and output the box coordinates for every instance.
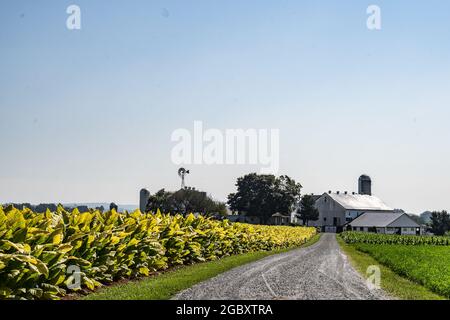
[348,212,418,227]
[327,193,392,211]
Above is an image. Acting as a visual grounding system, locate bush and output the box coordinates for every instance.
[0,205,316,300]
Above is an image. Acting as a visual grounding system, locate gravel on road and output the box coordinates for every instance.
[174,233,391,300]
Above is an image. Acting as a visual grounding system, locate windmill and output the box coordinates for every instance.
[178,168,190,189]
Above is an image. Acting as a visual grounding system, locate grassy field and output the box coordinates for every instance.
[354,243,450,298]
[83,234,321,300]
[338,237,447,300]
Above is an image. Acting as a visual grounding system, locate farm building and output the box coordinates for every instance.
[310,191,394,232]
[345,211,422,235]
[306,175,399,232]
[270,212,290,225]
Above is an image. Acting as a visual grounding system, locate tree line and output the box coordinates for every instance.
[145,173,319,225]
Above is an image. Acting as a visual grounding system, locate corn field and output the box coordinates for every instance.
[0,205,316,300]
[340,231,450,246]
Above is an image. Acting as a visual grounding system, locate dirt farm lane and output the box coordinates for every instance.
[174,233,391,300]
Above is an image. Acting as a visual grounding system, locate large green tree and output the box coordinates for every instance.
[430,211,450,236]
[227,173,302,224]
[296,195,319,226]
[146,188,227,216]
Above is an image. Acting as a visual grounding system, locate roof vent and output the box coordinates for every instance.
[336,191,340,194]
[344,191,348,195]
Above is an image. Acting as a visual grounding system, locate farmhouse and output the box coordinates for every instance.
[345,211,421,235]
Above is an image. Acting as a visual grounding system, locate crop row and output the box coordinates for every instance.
[340,231,450,246]
[0,205,316,300]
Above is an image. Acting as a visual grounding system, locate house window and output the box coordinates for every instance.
[359,227,364,231]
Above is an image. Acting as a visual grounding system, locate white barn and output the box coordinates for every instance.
[310,191,394,232]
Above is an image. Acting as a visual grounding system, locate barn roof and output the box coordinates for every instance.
[348,212,419,228]
[326,193,392,211]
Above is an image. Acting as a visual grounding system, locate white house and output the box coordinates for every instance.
[346,211,422,235]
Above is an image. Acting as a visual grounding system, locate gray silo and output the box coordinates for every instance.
[358,175,372,195]
[140,188,150,213]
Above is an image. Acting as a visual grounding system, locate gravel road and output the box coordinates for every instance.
[174,233,391,300]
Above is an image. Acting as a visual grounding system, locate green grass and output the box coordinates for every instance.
[83,233,321,300]
[337,237,446,300]
[353,243,450,298]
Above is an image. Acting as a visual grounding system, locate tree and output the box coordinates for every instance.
[430,211,450,236]
[146,188,227,216]
[408,214,425,226]
[296,195,319,226]
[109,203,118,211]
[227,173,302,224]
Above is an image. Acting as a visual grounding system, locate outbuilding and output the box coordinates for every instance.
[270,212,290,226]
[345,211,422,235]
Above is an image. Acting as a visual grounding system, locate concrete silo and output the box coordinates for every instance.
[140,188,150,213]
[358,175,372,196]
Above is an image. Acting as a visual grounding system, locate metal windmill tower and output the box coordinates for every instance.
[178,168,190,189]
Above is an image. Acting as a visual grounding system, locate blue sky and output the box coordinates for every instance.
[1,0,449,214]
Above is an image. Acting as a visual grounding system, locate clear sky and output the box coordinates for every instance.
[1,0,449,214]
